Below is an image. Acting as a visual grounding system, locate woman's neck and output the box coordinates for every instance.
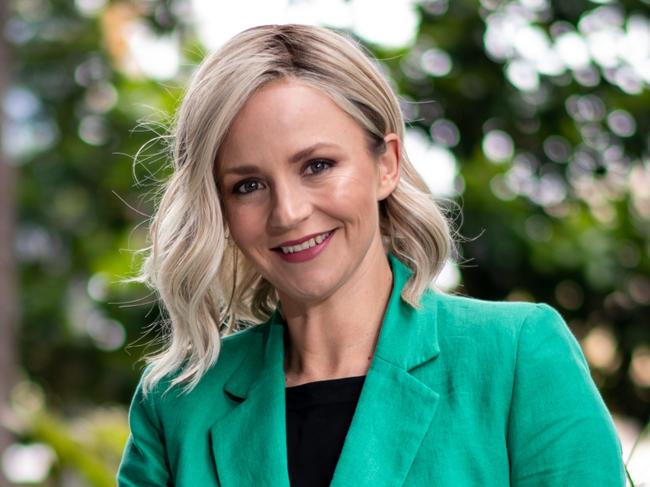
[280,248,394,387]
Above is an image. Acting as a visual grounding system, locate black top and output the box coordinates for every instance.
[285,375,366,487]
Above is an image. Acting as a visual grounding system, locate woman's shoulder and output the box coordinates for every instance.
[429,291,597,418]
[434,290,565,332]
[430,290,575,355]
[136,321,272,404]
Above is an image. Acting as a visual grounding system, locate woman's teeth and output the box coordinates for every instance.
[280,231,331,254]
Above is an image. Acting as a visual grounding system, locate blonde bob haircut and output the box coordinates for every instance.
[139,24,456,394]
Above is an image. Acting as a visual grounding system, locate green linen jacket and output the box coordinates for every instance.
[117,253,625,486]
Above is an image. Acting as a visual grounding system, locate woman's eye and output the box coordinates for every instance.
[233,179,264,195]
[305,159,334,175]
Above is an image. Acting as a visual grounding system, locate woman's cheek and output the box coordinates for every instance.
[225,205,253,241]
[324,172,372,203]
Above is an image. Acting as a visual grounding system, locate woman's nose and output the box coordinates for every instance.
[268,182,311,231]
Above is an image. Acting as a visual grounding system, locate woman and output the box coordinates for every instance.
[117,24,625,486]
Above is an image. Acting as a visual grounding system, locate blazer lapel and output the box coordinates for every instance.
[209,308,291,487]
[329,254,441,486]
[209,253,441,487]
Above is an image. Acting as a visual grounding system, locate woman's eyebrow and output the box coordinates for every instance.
[220,142,341,176]
[288,142,341,163]
[221,164,259,176]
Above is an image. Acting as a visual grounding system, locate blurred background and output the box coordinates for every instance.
[0,0,649,484]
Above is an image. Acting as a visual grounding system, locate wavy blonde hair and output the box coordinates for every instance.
[138,24,456,394]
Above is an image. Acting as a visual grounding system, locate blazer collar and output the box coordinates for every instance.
[210,253,441,486]
[373,253,440,371]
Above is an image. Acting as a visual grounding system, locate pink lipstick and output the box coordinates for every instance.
[273,229,336,263]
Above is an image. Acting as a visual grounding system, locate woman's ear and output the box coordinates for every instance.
[376,133,401,201]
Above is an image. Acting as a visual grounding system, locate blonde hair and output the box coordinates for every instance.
[138,24,456,394]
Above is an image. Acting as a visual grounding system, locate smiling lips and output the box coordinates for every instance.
[276,231,333,254]
[272,229,336,263]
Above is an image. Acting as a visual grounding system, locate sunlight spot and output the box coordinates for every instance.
[86,312,126,351]
[191,0,289,49]
[514,24,550,61]
[607,109,636,137]
[434,259,461,292]
[87,273,108,301]
[3,86,40,120]
[630,345,650,387]
[127,22,180,80]
[405,129,458,197]
[582,326,620,372]
[1,443,56,484]
[482,130,514,163]
[287,0,352,28]
[555,31,591,70]
[75,0,106,17]
[543,135,571,162]
[350,0,420,48]
[506,59,540,91]
[585,29,620,68]
[430,119,460,147]
[78,115,109,146]
[421,48,453,76]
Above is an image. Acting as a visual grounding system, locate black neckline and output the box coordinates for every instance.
[285,375,367,390]
[285,375,367,409]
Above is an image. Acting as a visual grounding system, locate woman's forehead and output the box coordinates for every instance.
[230,79,344,129]
[217,81,366,163]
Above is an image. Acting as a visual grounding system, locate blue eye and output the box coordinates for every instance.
[305,159,334,175]
[231,160,334,196]
[233,179,265,195]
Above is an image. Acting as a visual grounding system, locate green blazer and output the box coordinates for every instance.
[117,253,625,486]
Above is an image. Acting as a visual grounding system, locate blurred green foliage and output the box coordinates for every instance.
[381,0,650,422]
[4,0,650,483]
[5,381,127,484]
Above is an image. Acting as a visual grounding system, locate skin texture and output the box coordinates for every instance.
[216,79,401,385]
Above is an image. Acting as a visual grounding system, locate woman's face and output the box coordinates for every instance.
[216,79,400,305]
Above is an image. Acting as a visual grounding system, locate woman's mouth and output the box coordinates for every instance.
[272,229,336,263]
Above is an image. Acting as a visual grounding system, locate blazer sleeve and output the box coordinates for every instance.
[506,303,625,486]
[117,372,172,486]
